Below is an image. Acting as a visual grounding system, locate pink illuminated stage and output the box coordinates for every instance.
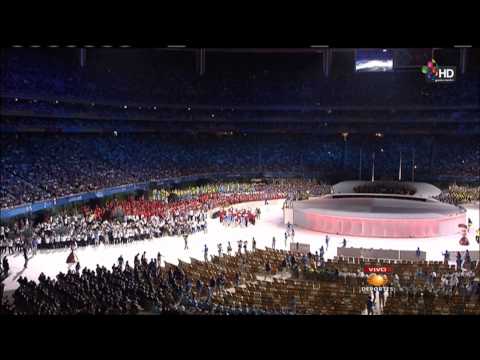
[293,195,466,238]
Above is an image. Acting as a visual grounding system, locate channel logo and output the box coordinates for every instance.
[364,266,392,288]
[367,274,389,287]
[421,59,456,83]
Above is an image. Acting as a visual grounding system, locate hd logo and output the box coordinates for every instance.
[421,59,456,83]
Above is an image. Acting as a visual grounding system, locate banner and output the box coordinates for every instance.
[0,182,149,220]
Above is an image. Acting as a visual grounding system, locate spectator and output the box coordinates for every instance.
[204,244,208,262]
[2,257,9,276]
[366,296,374,315]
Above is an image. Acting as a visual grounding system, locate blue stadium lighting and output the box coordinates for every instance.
[1,47,479,317]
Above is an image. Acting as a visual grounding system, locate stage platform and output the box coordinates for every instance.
[293,195,466,238]
[332,181,442,198]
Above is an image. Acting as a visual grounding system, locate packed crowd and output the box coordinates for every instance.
[0,180,324,256]
[9,257,204,315]
[434,184,480,205]
[0,133,338,208]
[152,182,257,202]
[0,197,238,253]
[1,132,477,209]
[4,252,287,315]
[2,49,478,107]
[353,182,417,196]
[218,208,259,227]
[382,268,480,315]
[0,204,208,256]
[4,244,478,315]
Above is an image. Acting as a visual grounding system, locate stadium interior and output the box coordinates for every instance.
[0,47,479,316]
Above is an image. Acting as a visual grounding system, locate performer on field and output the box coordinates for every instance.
[66,243,78,270]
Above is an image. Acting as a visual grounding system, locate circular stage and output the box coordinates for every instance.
[292,194,466,238]
[332,180,442,198]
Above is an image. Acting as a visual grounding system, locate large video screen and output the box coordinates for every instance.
[355,49,394,72]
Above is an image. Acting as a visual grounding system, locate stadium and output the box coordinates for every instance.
[0,47,479,316]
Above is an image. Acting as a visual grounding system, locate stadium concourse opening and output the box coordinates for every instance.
[0,47,479,316]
